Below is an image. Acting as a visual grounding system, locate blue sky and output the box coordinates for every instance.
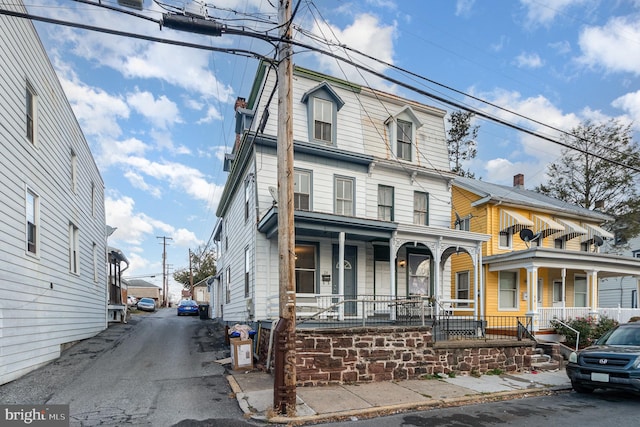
[19,0,640,299]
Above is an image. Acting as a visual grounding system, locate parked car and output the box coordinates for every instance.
[136,297,156,312]
[566,321,640,393]
[127,296,137,307]
[177,300,199,316]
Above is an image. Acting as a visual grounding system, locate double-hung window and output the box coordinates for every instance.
[335,177,354,216]
[377,185,394,221]
[499,271,518,309]
[71,150,78,193]
[574,276,587,307]
[313,98,333,143]
[69,223,80,274]
[294,170,311,211]
[499,230,512,249]
[397,119,412,161]
[26,83,36,144]
[26,189,39,254]
[413,191,429,225]
[244,247,250,297]
[244,178,250,220]
[295,244,316,293]
[456,271,470,307]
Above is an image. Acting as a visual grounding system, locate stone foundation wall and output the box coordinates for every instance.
[256,324,536,387]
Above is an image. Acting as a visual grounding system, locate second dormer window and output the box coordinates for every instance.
[397,119,412,161]
[313,98,333,143]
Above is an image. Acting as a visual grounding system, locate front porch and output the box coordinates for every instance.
[283,293,640,342]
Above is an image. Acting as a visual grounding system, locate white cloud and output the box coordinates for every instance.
[127,90,183,129]
[455,0,476,17]
[577,16,640,75]
[514,52,544,68]
[519,0,594,26]
[196,105,224,124]
[612,90,640,124]
[304,13,397,90]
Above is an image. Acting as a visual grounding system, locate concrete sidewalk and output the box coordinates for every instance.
[226,368,572,425]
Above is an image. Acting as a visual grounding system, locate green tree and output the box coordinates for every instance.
[535,119,640,243]
[173,246,217,289]
[447,110,479,177]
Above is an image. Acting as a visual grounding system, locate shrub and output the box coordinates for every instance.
[550,316,618,349]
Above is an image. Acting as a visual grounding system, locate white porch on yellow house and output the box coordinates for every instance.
[483,246,640,331]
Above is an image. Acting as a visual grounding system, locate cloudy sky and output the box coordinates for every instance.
[14,0,640,298]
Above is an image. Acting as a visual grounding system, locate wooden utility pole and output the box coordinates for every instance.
[274,0,296,415]
[157,236,172,307]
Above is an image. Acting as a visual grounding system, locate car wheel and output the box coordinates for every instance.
[571,381,594,394]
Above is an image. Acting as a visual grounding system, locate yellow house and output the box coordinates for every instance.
[450,174,640,333]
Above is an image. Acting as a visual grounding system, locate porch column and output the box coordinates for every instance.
[561,268,566,320]
[338,231,345,321]
[389,232,397,321]
[588,270,599,318]
[526,266,539,330]
[434,237,442,317]
[475,243,482,319]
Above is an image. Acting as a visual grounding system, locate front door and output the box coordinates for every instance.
[553,280,563,307]
[333,245,357,316]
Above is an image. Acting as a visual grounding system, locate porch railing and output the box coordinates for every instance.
[538,306,640,329]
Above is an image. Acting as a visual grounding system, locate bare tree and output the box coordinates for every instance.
[536,119,640,243]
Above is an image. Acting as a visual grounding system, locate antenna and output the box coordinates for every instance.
[454,212,462,228]
[593,235,604,248]
[268,186,278,205]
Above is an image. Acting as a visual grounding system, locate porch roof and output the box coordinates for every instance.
[484,247,640,277]
[257,207,397,241]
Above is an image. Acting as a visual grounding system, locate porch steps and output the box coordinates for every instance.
[530,346,562,371]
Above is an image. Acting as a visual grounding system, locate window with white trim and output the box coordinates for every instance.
[377,185,393,221]
[313,98,333,143]
[413,192,429,225]
[26,83,37,144]
[71,150,77,193]
[69,223,80,274]
[397,119,412,161]
[294,170,311,211]
[91,182,96,217]
[295,244,316,293]
[553,280,563,303]
[335,176,354,216]
[499,230,512,249]
[456,271,470,307]
[574,276,587,307]
[244,178,250,220]
[499,271,518,309]
[26,189,39,255]
[244,246,250,298]
[225,266,231,303]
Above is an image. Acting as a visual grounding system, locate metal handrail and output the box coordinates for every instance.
[552,318,580,352]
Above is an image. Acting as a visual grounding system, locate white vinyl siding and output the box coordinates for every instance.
[0,4,107,386]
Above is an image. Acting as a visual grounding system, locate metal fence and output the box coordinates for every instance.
[294,295,533,342]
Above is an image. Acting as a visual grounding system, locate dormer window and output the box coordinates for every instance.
[386,105,422,162]
[397,120,412,160]
[301,81,345,145]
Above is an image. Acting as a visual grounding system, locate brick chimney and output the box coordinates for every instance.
[513,174,524,189]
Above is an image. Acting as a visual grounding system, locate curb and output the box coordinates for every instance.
[229,376,574,426]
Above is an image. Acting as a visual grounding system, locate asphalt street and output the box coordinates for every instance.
[0,308,263,426]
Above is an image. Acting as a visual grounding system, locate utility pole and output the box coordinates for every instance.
[274,0,296,415]
[157,236,172,307]
[189,248,194,295]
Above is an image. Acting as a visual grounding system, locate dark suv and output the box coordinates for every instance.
[566,321,640,393]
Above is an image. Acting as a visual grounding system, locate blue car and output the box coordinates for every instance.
[177,300,199,316]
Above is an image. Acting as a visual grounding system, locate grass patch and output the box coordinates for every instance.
[485,368,504,376]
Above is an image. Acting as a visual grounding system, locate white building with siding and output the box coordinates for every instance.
[0,1,108,385]
[213,62,489,323]
[600,237,640,308]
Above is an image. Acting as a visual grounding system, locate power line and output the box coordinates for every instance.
[4,4,639,173]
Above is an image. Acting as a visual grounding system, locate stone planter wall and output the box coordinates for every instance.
[255,324,536,387]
